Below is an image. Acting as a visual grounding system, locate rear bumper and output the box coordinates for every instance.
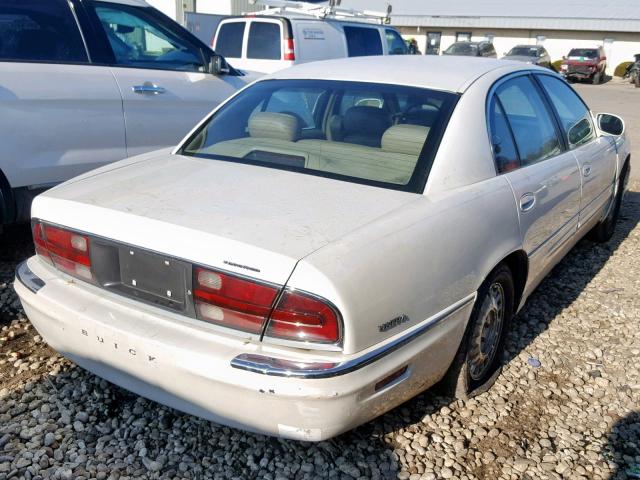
[15,257,472,440]
[563,69,597,79]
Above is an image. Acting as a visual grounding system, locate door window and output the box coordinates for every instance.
[344,26,383,57]
[247,22,281,60]
[215,22,245,58]
[385,29,407,55]
[93,4,205,71]
[495,76,562,167]
[0,0,87,63]
[488,96,520,173]
[537,75,595,148]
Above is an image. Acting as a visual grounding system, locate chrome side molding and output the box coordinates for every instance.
[231,293,476,379]
[15,260,45,294]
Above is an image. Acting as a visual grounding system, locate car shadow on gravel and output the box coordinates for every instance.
[605,411,640,479]
[0,223,33,325]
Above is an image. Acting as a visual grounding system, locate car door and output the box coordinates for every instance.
[84,1,247,157]
[0,0,126,194]
[535,74,618,229]
[488,74,581,289]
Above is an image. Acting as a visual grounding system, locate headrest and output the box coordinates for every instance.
[381,124,430,156]
[343,106,390,136]
[248,112,300,142]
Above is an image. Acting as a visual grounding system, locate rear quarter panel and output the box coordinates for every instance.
[288,176,521,355]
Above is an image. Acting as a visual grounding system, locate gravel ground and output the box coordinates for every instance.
[0,184,638,480]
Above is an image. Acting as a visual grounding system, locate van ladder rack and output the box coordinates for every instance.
[248,0,392,24]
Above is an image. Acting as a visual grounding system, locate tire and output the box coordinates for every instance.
[636,73,640,88]
[441,263,515,400]
[592,72,601,85]
[589,164,629,243]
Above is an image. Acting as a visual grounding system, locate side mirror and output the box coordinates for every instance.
[597,113,625,136]
[210,54,230,75]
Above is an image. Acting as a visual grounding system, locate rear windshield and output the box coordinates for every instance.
[444,43,478,56]
[180,80,457,192]
[507,46,539,57]
[247,22,281,60]
[568,48,598,59]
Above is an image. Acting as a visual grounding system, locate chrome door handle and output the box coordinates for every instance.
[132,83,166,95]
[583,165,592,177]
[519,192,536,212]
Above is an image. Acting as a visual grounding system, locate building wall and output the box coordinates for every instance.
[400,27,640,75]
[147,0,261,19]
[146,0,178,19]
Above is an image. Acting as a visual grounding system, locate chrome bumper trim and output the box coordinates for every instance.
[231,293,476,379]
[15,260,45,294]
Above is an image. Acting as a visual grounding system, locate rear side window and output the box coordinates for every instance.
[495,76,562,167]
[0,0,87,63]
[344,26,382,57]
[536,75,595,148]
[488,96,520,173]
[215,22,245,58]
[247,22,281,60]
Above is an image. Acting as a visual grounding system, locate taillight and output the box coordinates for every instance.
[284,38,295,61]
[265,290,340,344]
[193,267,279,335]
[32,222,52,265]
[32,221,94,282]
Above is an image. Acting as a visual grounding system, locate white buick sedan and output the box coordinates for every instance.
[15,56,630,441]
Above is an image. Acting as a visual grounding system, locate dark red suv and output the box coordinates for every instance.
[560,47,607,84]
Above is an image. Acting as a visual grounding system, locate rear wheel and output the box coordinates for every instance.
[441,264,514,399]
[589,164,629,242]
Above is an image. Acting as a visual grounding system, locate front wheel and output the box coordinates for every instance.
[592,72,601,85]
[589,165,628,242]
[441,264,515,399]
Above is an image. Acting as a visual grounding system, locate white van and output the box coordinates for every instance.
[212,2,408,73]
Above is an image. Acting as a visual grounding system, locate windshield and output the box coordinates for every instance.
[507,46,539,57]
[443,43,478,56]
[180,80,458,192]
[568,49,598,59]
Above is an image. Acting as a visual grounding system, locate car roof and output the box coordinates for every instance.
[452,41,487,45]
[262,55,527,93]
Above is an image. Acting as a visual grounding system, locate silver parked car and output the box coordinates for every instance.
[503,45,552,69]
[15,56,630,441]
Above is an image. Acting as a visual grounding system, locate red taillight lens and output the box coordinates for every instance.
[284,38,295,61]
[265,290,340,344]
[32,222,52,265]
[193,267,279,335]
[32,221,93,282]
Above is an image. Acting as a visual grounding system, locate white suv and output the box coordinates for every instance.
[212,7,408,74]
[0,0,254,227]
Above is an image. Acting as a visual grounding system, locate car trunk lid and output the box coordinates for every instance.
[33,153,420,285]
